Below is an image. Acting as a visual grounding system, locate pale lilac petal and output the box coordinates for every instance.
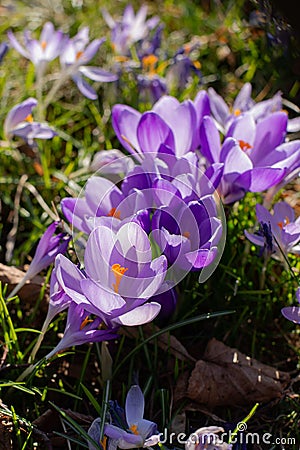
[199,115,221,163]
[4,97,37,136]
[79,65,118,82]
[78,38,105,62]
[220,137,253,174]
[7,30,29,59]
[72,73,97,99]
[137,112,175,154]
[115,302,161,326]
[244,230,265,247]
[207,87,229,126]
[250,112,288,164]
[112,104,142,156]
[227,113,256,146]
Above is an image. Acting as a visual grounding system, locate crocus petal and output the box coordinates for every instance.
[207,87,229,127]
[115,302,161,326]
[137,112,175,155]
[72,73,97,99]
[250,112,288,164]
[79,65,118,82]
[199,116,221,164]
[112,104,142,157]
[220,137,253,174]
[281,306,300,324]
[125,385,144,426]
[7,30,29,59]
[244,230,265,247]
[234,167,286,192]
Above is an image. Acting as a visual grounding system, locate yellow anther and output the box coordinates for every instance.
[142,54,158,74]
[183,231,190,239]
[234,109,241,116]
[25,114,34,123]
[41,40,47,50]
[238,139,252,152]
[130,424,139,435]
[107,207,121,219]
[80,316,93,330]
[193,60,201,69]
[76,51,84,60]
[100,436,107,450]
[111,263,128,293]
[277,216,290,229]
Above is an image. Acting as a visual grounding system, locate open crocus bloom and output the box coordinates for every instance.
[102,4,160,56]
[111,92,210,160]
[185,426,232,450]
[245,202,300,257]
[88,385,159,450]
[282,288,300,324]
[60,27,118,99]
[61,175,150,235]
[208,82,300,134]
[4,97,56,144]
[199,113,299,203]
[53,219,167,327]
[7,22,68,68]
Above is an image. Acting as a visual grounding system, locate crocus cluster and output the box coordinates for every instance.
[110,86,300,205]
[7,21,118,101]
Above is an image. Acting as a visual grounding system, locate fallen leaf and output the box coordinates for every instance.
[187,338,290,407]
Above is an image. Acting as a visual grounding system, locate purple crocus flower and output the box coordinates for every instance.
[244,202,300,258]
[53,219,167,327]
[7,22,68,68]
[281,288,300,324]
[152,197,222,271]
[185,426,232,450]
[8,221,70,299]
[61,175,149,234]
[4,98,56,144]
[102,4,160,56]
[60,27,118,100]
[88,384,159,450]
[44,303,118,360]
[199,113,299,203]
[208,82,300,134]
[112,92,210,160]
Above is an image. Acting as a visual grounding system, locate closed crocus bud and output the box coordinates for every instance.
[8,221,70,299]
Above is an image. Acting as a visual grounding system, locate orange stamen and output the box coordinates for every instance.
[234,109,241,116]
[193,60,201,70]
[277,216,290,229]
[76,51,83,60]
[80,316,93,330]
[142,54,158,75]
[130,424,139,435]
[25,114,33,123]
[239,139,252,152]
[183,231,190,239]
[107,207,121,219]
[41,40,47,50]
[111,263,128,293]
[100,436,107,450]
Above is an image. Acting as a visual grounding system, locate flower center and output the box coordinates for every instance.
[107,207,121,219]
[111,263,128,293]
[100,436,107,450]
[41,40,47,50]
[277,216,290,229]
[183,231,190,239]
[76,51,84,60]
[238,139,252,152]
[80,316,93,330]
[129,424,139,435]
[142,54,158,75]
[25,114,34,123]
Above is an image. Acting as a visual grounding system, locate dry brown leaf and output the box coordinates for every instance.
[187,338,290,407]
[0,263,48,305]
